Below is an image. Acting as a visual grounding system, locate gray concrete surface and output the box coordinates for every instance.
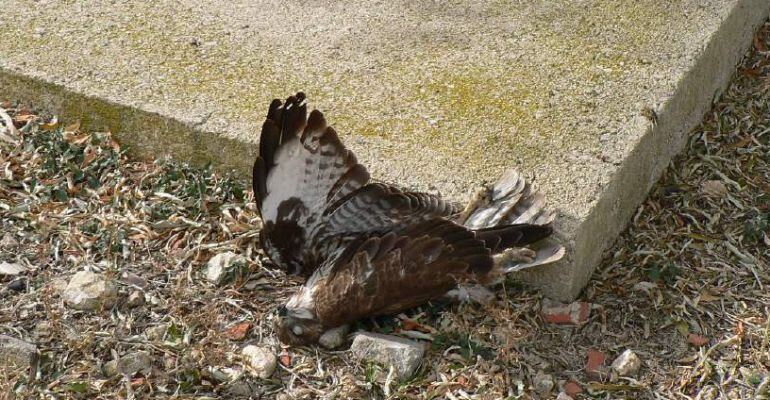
[1,0,768,300]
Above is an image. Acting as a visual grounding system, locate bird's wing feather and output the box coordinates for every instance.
[460,169,564,271]
[311,219,492,328]
[252,93,370,273]
[323,183,459,236]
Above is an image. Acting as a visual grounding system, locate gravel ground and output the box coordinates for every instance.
[1,22,769,400]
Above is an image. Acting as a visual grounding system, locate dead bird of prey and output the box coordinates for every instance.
[252,92,564,345]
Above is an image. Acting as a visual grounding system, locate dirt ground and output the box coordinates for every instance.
[1,21,769,400]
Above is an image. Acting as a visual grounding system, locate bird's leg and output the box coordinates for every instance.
[456,185,491,225]
[480,247,539,286]
[493,247,537,266]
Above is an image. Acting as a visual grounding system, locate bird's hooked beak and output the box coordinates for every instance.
[274,305,324,346]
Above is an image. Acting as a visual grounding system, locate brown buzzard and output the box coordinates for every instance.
[252,93,564,346]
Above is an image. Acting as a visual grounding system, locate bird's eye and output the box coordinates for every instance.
[292,325,304,336]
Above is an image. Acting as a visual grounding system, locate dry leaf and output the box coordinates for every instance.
[700,180,727,197]
[729,135,753,149]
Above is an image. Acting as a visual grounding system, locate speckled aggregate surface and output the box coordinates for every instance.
[1,0,767,298]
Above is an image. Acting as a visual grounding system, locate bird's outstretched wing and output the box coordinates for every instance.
[253,93,370,274]
[253,93,457,275]
[309,218,493,328]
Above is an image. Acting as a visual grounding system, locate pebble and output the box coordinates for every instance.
[241,345,276,379]
[206,252,247,285]
[145,323,169,341]
[533,370,555,395]
[126,290,145,308]
[7,278,26,291]
[349,332,425,380]
[611,349,641,377]
[0,234,19,248]
[0,261,26,276]
[0,334,38,370]
[63,271,118,311]
[118,351,154,376]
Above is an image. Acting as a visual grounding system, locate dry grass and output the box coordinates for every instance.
[1,22,770,400]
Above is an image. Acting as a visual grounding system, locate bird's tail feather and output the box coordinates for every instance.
[456,169,565,272]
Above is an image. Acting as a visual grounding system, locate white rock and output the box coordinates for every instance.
[556,393,574,400]
[611,349,641,377]
[241,345,276,379]
[117,351,153,376]
[349,332,425,380]
[206,252,247,285]
[0,335,38,370]
[63,271,118,311]
[319,325,350,349]
[533,371,555,395]
[0,261,26,276]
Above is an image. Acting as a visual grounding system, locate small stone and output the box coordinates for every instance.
[533,371,554,395]
[241,345,276,379]
[611,349,641,377]
[7,278,26,292]
[0,261,26,276]
[206,252,247,285]
[126,291,145,308]
[121,272,148,288]
[443,284,495,304]
[318,324,350,349]
[227,380,260,397]
[33,321,51,339]
[63,271,118,311]
[145,324,169,341]
[102,359,118,377]
[349,332,425,380]
[0,234,19,248]
[563,381,583,397]
[0,335,38,370]
[556,392,574,400]
[586,349,608,379]
[541,298,591,325]
[117,351,153,376]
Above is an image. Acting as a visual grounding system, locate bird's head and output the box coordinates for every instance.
[274,288,325,345]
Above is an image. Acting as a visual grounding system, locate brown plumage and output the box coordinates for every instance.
[253,93,563,346]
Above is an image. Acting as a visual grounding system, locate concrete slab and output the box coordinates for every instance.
[1,0,768,300]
